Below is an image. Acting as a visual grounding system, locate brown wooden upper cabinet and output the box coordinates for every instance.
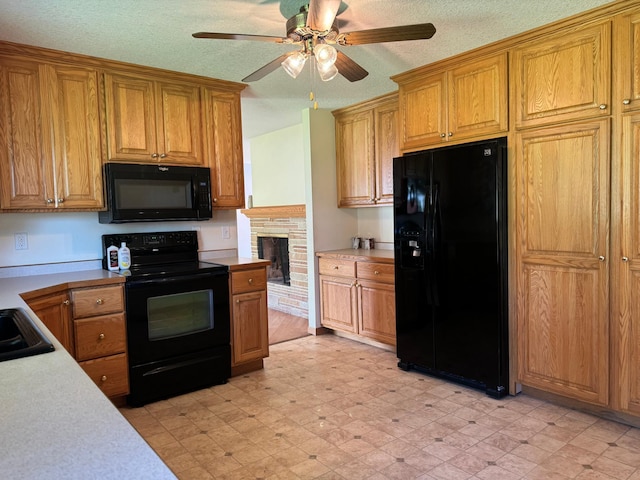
[0,57,103,210]
[203,89,245,209]
[616,10,640,114]
[104,72,204,165]
[393,53,507,151]
[512,21,611,128]
[333,93,398,207]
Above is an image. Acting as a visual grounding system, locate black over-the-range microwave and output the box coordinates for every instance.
[99,163,213,224]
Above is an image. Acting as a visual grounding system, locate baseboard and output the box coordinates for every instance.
[309,326,332,336]
[231,359,264,377]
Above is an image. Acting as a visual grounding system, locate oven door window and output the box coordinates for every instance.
[147,289,213,340]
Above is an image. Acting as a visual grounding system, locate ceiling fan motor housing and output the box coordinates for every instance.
[286,9,339,43]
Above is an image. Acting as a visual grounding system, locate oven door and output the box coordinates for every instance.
[125,270,229,366]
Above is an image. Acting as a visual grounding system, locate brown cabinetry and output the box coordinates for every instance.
[333,93,398,207]
[393,53,507,151]
[0,58,103,210]
[70,285,128,398]
[203,89,245,208]
[615,10,640,113]
[318,253,396,346]
[512,22,611,129]
[104,72,203,165]
[24,290,72,352]
[229,266,269,368]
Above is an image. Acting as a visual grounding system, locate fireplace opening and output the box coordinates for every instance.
[257,236,290,285]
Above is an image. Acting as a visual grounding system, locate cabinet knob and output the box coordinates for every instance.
[160,153,167,158]
[448,132,453,137]
[374,270,380,275]
[57,198,64,204]
[623,99,631,105]
[213,198,218,203]
[100,375,107,382]
[96,298,104,305]
[333,265,339,270]
[248,278,253,284]
[98,333,105,340]
[151,153,159,158]
[440,133,446,138]
[236,299,240,304]
[622,256,629,262]
[598,255,605,262]
[46,198,54,204]
[63,299,70,306]
[599,104,607,110]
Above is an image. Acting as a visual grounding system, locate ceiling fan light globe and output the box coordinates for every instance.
[314,43,337,68]
[281,52,307,78]
[317,62,339,81]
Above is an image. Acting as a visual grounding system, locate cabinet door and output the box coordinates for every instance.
[612,113,640,414]
[231,290,269,365]
[0,58,51,209]
[374,100,399,206]
[104,73,157,162]
[399,72,447,150]
[516,119,610,406]
[156,81,203,165]
[336,109,375,207]
[25,291,72,353]
[46,65,103,208]
[615,9,640,113]
[448,53,507,141]
[357,279,396,345]
[512,22,611,128]
[319,275,357,333]
[204,89,244,208]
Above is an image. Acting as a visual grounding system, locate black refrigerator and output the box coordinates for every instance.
[393,137,508,398]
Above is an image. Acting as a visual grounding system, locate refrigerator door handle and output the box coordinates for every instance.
[432,184,441,306]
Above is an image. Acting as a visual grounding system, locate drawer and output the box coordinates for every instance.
[71,285,123,319]
[231,268,267,294]
[74,313,126,361]
[80,353,129,398]
[357,261,395,284]
[318,258,356,278]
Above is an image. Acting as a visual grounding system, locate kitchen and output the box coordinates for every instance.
[2,0,640,478]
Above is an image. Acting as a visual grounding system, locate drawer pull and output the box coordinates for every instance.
[623,99,631,105]
[98,333,105,341]
[63,299,70,306]
[96,298,104,305]
[333,266,339,269]
[100,375,107,382]
[248,278,253,284]
[374,270,380,275]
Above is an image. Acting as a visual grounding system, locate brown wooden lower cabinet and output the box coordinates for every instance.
[23,282,129,400]
[229,265,270,374]
[318,252,396,346]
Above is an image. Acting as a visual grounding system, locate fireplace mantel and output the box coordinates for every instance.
[240,204,306,219]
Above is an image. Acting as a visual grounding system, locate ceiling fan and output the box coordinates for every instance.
[192,0,436,83]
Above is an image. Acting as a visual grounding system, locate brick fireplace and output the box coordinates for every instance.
[241,205,308,318]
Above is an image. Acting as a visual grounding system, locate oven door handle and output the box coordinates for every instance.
[126,271,228,287]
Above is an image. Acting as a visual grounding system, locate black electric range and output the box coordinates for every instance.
[101,231,227,280]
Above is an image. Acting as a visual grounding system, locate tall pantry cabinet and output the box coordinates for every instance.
[515,4,640,418]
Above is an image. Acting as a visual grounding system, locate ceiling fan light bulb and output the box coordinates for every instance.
[281,52,307,78]
[317,62,339,82]
[314,43,337,68]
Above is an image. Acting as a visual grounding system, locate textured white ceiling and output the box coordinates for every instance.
[0,0,614,139]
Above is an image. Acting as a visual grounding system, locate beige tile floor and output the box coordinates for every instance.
[120,335,640,480]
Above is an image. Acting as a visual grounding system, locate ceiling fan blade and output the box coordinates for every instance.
[335,51,368,82]
[192,32,287,43]
[339,23,436,46]
[242,53,293,82]
[306,0,341,32]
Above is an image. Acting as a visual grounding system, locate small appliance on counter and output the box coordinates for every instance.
[102,231,230,407]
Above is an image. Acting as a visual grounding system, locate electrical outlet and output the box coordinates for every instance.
[222,226,230,240]
[15,232,28,250]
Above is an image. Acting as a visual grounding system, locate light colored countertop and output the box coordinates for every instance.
[0,270,177,480]
[213,256,270,271]
[316,248,395,263]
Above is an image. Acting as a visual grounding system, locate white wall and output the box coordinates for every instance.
[249,124,306,207]
[357,206,394,248]
[0,210,238,270]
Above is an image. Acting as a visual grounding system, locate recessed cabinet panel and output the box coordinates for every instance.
[616,11,640,113]
[156,82,202,164]
[401,74,446,148]
[513,22,611,127]
[336,110,375,206]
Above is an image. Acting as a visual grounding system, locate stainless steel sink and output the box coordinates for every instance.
[0,308,54,362]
